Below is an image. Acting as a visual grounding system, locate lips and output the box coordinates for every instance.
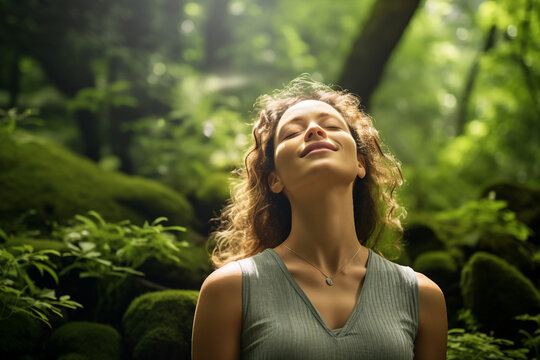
[300,141,338,157]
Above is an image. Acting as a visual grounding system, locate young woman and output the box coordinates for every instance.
[192,77,447,359]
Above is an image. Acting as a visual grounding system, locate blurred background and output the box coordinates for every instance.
[1,0,539,359]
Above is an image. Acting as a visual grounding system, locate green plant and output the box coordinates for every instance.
[447,328,529,359]
[516,314,540,360]
[57,211,187,287]
[0,242,81,327]
[0,108,42,134]
[434,196,531,247]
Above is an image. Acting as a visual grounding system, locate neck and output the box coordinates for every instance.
[281,182,364,273]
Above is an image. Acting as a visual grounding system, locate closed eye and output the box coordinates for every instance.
[283,132,300,140]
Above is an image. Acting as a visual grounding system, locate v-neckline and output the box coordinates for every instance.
[266,247,373,337]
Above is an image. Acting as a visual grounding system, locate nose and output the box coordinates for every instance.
[304,123,327,141]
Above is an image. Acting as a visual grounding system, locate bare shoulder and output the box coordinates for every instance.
[201,261,242,294]
[192,261,243,360]
[415,272,446,306]
[413,272,447,360]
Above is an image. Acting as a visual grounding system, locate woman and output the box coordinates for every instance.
[192,76,447,359]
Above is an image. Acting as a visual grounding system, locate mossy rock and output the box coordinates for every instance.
[139,244,212,290]
[48,321,122,360]
[461,252,540,339]
[123,290,199,360]
[413,251,459,289]
[0,312,48,359]
[0,130,193,232]
[403,222,445,261]
[475,235,534,274]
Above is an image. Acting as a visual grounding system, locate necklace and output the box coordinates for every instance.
[282,244,362,286]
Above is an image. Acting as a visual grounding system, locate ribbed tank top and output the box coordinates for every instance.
[236,248,419,359]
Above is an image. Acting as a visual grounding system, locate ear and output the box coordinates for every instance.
[357,155,366,179]
[268,172,284,193]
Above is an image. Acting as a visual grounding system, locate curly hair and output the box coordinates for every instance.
[209,75,405,268]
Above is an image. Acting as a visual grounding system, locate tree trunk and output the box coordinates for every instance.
[204,0,232,71]
[338,0,421,109]
[455,25,497,136]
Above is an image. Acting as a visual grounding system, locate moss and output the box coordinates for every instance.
[134,327,187,360]
[0,131,193,232]
[461,252,540,338]
[48,321,122,360]
[0,312,47,359]
[140,244,212,290]
[122,290,199,360]
[413,251,458,276]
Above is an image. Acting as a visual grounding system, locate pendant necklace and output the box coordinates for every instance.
[282,244,362,286]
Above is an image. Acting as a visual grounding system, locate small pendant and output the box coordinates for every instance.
[325,277,333,286]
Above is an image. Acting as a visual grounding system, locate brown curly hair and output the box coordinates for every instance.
[210,75,405,268]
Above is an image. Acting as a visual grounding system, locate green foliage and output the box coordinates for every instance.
[0,243,81,327]
[0,108,42,134]
[49,321,122,360]
[447,328,529,359]
[434,196,531,247]
[57,211,186,282]
[516,314,540,360]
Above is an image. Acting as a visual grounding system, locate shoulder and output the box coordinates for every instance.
[200,261,243,298]
[192,261,243,359]
[415,272,446,307]
[413,272,448,359]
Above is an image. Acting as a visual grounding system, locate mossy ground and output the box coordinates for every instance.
[0,130,193,232]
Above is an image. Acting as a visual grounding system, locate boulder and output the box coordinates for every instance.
[0,130,193,232]
[122,289,199,360]
[47,321,122,360]
[0,313,47,359]
[460,252,540,339]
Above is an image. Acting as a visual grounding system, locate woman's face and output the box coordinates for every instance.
[269,100,365,195]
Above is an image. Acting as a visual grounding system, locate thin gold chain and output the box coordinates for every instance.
[282,244,362,281]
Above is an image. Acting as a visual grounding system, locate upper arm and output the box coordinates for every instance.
[191,261,243,360]
[414,272,448,360]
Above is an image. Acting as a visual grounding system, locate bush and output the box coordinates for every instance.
[48,321,122,360]
[123,290,199,360]
[461,252,540,338]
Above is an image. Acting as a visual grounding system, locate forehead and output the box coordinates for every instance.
[278,100,344,127]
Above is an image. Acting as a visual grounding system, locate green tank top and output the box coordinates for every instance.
[237,248,419,359]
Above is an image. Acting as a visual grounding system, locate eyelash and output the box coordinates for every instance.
[283,126,341,140]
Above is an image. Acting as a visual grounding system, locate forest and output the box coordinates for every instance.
[0,0,539,359]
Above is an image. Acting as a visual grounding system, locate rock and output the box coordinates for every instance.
[0,130,193,232]
[0,313,47,359]
[48,321,122,360]
[122,289,199,360]
[460,252,540,339]
[413,250,459,290]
